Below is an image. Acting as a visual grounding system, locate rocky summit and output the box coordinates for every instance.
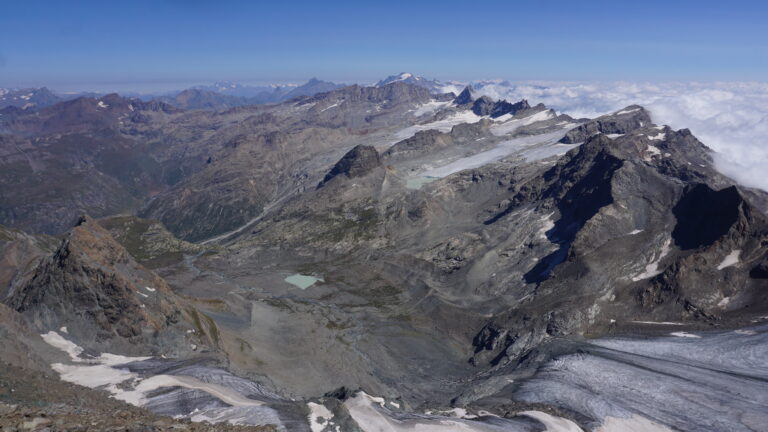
[1,78,767,432]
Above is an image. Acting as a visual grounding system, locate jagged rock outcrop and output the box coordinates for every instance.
[454,86,476,105]
[472,97,531,118]
[5,216,218,355]
[469,127,768,368]
[318,145,382,187]
[383,119,492,162]
[559,105,652,143]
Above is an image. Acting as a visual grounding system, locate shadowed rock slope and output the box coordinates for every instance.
[5,216,220,356]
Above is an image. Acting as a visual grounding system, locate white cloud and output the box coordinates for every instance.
[468,81,768,191]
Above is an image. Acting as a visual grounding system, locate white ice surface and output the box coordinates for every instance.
[489,110,556,136]
[614,108,641,115]
[595,415,673,432]
[717,249,741,270]
[669,332,702,339]
[320,102,340,112]
[412,101,452,116]
[41,331,261,410]
[393,110,484,141]
[345,392,497,432]
[420,129,568,178]
[521,411,583,432]
[308,402,335,432]
[41,331,84,361]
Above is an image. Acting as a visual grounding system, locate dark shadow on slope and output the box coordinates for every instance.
[523,153,622,284]
[671,184,741,250]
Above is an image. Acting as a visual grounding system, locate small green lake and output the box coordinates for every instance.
[284,274,324,289]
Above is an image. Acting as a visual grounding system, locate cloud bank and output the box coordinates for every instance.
[463,81,768,191]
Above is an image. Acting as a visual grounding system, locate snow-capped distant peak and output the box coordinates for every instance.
[375,73,449,94]
[377,72,420,86]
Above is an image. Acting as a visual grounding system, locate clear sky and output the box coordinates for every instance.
[1,0,766,92]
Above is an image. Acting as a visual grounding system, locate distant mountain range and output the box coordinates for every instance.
[156,78,346,109]
[0,73,460,112]
[0,87,62,109]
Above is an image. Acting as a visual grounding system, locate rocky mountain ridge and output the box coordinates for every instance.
[0,79,766,431]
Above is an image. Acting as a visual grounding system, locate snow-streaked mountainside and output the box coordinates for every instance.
[461,80,768,192]
[0,76,767,432]
[4,74,766,193]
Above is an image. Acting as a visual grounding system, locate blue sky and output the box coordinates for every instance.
[1,0,766,92]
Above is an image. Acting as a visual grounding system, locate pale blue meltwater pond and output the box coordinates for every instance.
[284,274,324,289]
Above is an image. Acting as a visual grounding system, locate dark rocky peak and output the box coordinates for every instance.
[383,119,493,162]
[490,99,531,118]
[382,129,454,161]
[512,134,625,282]
[490,134,624,225]
[454,86,476,105]
[99,92,128,106]
[540,134,624,206]
[450,118,492,138]
[560,105,652,144]
[471,97,532,118]
[131,97,179,114]
[433,91,458,102]
[318,145,382,188]
[470,96,495,115]
[7,216,148,329]
[5,215,217,354]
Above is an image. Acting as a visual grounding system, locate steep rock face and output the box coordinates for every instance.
[559,105,651,143]
[0,225,55,299]
[470,96,496,115]
[671,184,744,250]
[472,97,531,118]
[453,86,476,105]
[318,145,382,187]
[467,129,768,368]
[5,216,217,355]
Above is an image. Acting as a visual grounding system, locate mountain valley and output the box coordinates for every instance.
[1,76,767,432]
